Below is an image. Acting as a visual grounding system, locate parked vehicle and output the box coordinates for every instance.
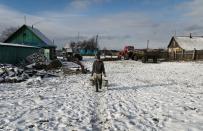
[63,46,83,61]
[141,49,160,63]
[118,46,168,63]
[118,46,135,60]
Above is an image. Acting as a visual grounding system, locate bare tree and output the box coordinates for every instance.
[71,36,99,50]
[0,27,18,42]
[70,41,76,48]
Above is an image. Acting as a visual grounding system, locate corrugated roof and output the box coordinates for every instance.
[174,36,203,50]
[27,25,56,47]
[0,42,40,48]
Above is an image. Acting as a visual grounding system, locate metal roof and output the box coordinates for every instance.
[0,42,40,48]
[174,36,203,50]
[27,25,56,47]
[3,25,56,48]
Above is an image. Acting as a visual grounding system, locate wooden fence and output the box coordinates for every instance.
[169,49,203,61]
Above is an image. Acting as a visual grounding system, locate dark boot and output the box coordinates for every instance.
[99,84,102,89]
[95,81,99,92]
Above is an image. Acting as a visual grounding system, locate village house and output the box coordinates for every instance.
[168,35,203,60]
[79,48,98,56]
[4,24,56,60]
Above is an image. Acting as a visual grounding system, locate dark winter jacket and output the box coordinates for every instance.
[91,60,106,75]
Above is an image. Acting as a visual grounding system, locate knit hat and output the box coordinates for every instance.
[96,55,100,60]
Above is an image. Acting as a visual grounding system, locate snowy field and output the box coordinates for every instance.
[0,58,203,131]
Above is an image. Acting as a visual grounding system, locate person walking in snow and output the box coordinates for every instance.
[91,55,106,92]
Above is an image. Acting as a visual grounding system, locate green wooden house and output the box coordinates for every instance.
[4,24,56,60]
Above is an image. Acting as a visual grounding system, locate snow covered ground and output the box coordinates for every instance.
[0,58,203,131]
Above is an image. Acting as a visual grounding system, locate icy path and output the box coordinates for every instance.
[0,60,203,131]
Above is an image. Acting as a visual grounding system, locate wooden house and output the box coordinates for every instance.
[79,49,98,56]
[168,36,203,60]
[4,24,56,60]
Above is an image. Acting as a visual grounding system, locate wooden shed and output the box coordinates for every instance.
[168,36,203,60]
[4,24,56,60]
[0,42,40,64]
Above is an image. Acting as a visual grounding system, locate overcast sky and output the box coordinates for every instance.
[0,0,203,49]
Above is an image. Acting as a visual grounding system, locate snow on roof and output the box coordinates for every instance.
[0,42,40,48]
[64,43,73,52]
[27,25,56,47]
[64,43,71,49]
[174,36,203,50]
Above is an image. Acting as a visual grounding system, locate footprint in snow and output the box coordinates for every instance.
[152,118,159,124]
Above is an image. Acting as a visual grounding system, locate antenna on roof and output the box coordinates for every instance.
[24,16,27,25]
[32,20,44,28]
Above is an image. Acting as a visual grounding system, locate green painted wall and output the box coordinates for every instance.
[0,45,40,64]
[7,27,46,47]
[4,25,56,60]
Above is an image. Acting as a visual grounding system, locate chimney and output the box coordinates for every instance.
[190,33,192,38]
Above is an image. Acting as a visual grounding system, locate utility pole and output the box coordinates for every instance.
[147,40,149,49]
[175,30,176,37]
[95,34,99,55]
[75,32,80,52]
[96,34,99,50]
[77,32,80,43]
[95,34,98,45]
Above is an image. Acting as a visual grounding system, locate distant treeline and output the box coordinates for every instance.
[70,37,99,50]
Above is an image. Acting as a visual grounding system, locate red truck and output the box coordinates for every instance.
[118,46,135,60]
